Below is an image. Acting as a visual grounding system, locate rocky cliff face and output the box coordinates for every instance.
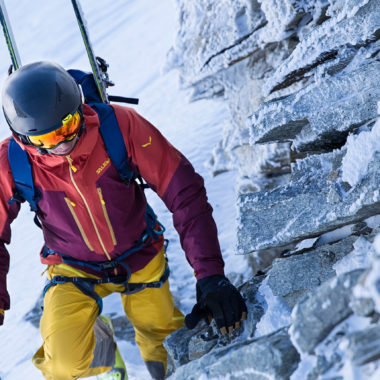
[165,0,380,378]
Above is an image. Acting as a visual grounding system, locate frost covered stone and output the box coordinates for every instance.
[354,254,380,315]
[249,60,380,153]
[257,0,327,43]
[169,0,266,86]
[347,324,380,366]
[342,117,380,187]
[164,321,211,369]
[238,276,266,338]
[267,236,357,307]
[264,0,380,94]
[238,151,380,253]
[168,328,299,380]
[168,0,380,378]
[290,269,364,354]
[164,276,265,370]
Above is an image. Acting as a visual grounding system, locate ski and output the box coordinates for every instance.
[70,0,138,105]
[70,0,110,103]
[0,0,21,70]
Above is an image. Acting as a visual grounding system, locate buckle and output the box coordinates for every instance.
[124,283,147,295]
[149,281,162,289]
[52,276,68,285]
[100,261,116,271]
[8,190,24,205]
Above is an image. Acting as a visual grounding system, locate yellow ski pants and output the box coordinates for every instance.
[32,249,184,380]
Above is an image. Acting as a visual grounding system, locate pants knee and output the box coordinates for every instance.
[33,338,94,380]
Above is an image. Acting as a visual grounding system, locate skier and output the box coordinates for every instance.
[0,61,247,380]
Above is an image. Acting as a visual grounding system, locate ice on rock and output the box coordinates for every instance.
[326,0,371,22]
[169,0,266,85]
[342,117,380,187]
[167,0,380,378]
[333,237,377,275]
[238,149,380,252]
[264,0,380,94]
[250,61,380,153]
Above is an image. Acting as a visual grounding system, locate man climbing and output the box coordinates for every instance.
[0,61,247,380]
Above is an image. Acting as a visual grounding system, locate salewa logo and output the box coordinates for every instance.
[141,136,152,147]
[96,158,110,175]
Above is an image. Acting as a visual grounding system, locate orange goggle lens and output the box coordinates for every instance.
[28,111,81,149]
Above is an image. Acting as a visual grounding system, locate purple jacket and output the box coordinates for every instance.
[0,104,225,311]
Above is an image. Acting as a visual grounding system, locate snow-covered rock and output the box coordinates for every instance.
[250,59,380,153]
[267,235,358,307]
[167,0,380,378]
[290,269,364,354]
[168,327,299,380]
[238,150,380,253]
[164,276,266,371]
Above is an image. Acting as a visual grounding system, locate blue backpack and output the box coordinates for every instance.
[7,70,169,312]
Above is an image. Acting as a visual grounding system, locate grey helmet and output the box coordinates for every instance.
[2,61,82,137]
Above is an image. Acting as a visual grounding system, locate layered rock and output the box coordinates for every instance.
[19,1,380,378]
[267,235,358,307]
[164,276,266,371]
[238,150,380,253]
[290,269,364,354]
[160,0,380,378]
[167,327,299,380]
[170,0,380,191]
[250,59,380,153]
[264,0,380,94]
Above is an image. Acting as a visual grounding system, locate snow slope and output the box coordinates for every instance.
[0,1,248,379]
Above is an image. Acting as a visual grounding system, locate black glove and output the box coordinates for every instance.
[185,275,247,335]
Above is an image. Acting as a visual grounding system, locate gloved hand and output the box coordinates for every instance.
[185,275,247,335]
[0,309,4,326]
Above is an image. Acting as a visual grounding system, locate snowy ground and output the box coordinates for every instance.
[0,1,249,379]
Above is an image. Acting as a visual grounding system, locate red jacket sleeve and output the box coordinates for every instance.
[0,138,21,311]
[113,105,225,279]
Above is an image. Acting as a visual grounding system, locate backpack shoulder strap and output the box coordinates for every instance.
[91,103,137,186]
[8,137,40,212]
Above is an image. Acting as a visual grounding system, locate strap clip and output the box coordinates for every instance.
[99,261,117,272]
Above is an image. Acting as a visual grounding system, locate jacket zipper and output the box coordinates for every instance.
[64,197,94,252]
[97,187,117,246]
[66,155,112,261]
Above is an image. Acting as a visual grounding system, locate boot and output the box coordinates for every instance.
[97,315,128,380]
[145,361,165,380]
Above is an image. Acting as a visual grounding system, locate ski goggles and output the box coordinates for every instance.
[28,111,82,149]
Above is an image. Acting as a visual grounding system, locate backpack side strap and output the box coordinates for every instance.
[8,137,41,220]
